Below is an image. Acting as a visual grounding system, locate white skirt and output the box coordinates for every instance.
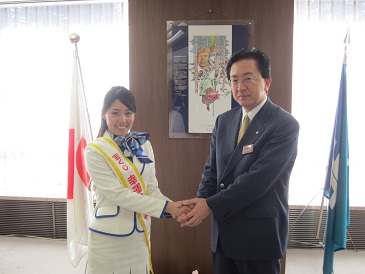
[87,230,150,274]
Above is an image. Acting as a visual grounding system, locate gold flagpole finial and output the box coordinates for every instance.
[70,33,80,58]
[70,33,80,44]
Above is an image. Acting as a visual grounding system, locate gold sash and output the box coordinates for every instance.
[89,136,154,274]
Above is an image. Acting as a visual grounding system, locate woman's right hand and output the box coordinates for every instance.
[165,201,192,218]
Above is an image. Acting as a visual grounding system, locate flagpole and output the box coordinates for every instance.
[341,28,356,254]
[70,33,93,140]
[322,27,351,274]
[317,27,351,242]
[316,187,325,244]
[67,33,94,268]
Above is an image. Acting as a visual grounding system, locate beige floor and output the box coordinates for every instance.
[0,235,364,274]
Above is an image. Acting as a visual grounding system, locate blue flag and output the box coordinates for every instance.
[323,58,350,274]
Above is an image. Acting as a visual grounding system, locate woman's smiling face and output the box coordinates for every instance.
[102,99,135,137]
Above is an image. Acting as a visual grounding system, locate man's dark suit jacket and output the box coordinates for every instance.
[197,98,299,261]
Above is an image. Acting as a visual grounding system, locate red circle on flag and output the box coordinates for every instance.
[76,137,90,189]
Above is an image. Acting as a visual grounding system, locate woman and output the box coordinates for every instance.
[85,86,188,273]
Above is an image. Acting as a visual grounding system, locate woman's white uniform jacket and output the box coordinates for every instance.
[85,131,170,237]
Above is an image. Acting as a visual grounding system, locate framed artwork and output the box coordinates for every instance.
[167,20,253,138]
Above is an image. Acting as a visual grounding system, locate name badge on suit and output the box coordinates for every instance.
[242,144,254,154]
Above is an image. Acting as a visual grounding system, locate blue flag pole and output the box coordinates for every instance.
[322,29,350,274]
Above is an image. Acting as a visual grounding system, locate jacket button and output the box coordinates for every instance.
[219,183,224,188]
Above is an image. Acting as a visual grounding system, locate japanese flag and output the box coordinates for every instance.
[67,47,93,267]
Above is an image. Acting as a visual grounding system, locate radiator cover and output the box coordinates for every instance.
[0,197,364,249]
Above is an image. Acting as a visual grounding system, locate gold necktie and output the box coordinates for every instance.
[237,114,250,144]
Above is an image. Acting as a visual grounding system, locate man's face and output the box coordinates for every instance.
[230,59,272,112]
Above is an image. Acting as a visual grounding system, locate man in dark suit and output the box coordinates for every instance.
[178,48,300,274]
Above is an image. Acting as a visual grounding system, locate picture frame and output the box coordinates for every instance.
[167,20,254,138]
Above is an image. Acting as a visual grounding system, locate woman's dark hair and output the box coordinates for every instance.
[226,48,271,80]
[97,86,136,138]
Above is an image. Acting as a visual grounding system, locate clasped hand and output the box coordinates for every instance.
[165,201,191,218]
[176,198,211,227]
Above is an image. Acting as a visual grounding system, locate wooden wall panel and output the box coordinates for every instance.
[129,0,294,273]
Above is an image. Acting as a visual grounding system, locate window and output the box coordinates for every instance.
[0,1,129,198]
[291,0,365,206]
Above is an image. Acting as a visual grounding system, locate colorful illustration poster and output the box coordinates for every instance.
[170,23,251,135]
[188,25,232,133]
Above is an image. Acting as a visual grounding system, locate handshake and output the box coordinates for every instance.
[165,198,211,227]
